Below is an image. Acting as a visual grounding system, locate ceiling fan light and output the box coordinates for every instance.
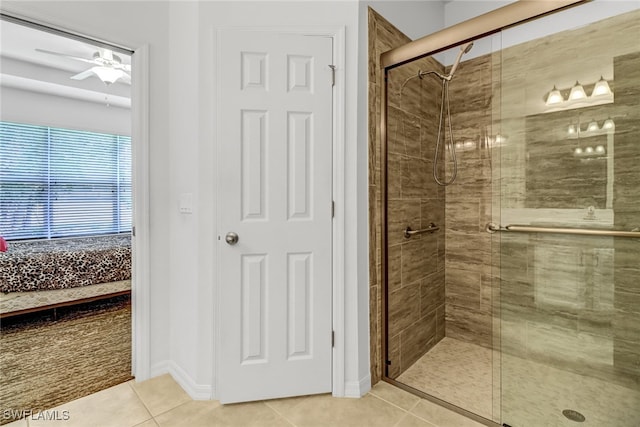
[93,66,124,84]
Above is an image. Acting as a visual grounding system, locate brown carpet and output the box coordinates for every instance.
[0,295,132,425]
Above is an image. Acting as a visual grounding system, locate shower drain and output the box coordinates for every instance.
[562,409,586,422]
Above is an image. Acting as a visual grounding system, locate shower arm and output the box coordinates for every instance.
[418,69,450,81]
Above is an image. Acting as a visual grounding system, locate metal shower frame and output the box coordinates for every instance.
[378,1,587,426]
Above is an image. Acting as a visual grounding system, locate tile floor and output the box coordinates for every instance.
[396,338,494,420]
[4,374,484,427]
[396,337,640,427]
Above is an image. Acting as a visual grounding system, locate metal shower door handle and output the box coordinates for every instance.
[225,232,239,245]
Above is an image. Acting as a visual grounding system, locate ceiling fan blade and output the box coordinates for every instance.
[70,69,96,81]
[113,63,131,72]
[119,72,132,85]
[35,48,98,65]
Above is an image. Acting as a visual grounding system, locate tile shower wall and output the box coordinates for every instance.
[368,9,446,381]
[386,60,447,377]
[443,54,495,349]
[367,8,410,384]
[612,51,640,384]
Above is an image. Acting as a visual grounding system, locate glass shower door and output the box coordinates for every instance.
[497,5,640,426]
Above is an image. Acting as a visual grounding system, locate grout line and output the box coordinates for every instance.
[367,392,413,413]
[262,399,304,427]
[392,411,411,427]
[127,380,155,422]
[148,400,194,419]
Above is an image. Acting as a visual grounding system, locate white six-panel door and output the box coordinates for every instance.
[217,30,333,404]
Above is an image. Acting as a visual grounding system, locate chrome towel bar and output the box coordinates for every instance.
[404,223,440,238]
[486,223,640,239]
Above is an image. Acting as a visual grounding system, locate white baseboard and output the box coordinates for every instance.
[148,360,213,400]
[343,374,371,398]
[149,360,170,378]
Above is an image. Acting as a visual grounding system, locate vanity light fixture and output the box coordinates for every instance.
[568,81,587,101]
[544,77,613,111]
[566,119,615,138]
[545,85,564,106]
[603,118,615,130]
[591,76,612,97]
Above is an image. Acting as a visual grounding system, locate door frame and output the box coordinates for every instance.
[0,11,151,380]
[213,25,346,399]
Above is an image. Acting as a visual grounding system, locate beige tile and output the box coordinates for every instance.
[397,338,493,420]
[155,400,288,427]
[131,374,191,416]
[411,399,484,427]
[278,393,406,427]
[395,413,438,427]
[154,401,219,427]
[400,315,436,372]
[29,382,151,427]
[369,381,420,411]
[263,394,313,415]
[2,419,27,427]
[388,280,421,338]
[133,419,159,427]
[421,271,445,317]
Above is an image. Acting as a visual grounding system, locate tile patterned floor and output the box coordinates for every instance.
[396,337,640,427]
[396,338,493,420]
[3,374,484,427]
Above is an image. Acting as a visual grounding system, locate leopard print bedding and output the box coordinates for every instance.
[0,235,131,293]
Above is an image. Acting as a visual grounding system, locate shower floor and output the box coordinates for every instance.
[396,337,494,419]
[396,337,640,426]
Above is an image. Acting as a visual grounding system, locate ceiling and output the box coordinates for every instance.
[0,19,131,108]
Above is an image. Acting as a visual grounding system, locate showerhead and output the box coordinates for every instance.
[448,42,474,79]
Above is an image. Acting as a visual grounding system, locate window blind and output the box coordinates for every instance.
[0,121,131,240]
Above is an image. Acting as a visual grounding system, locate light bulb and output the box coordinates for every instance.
[568,125,576,135]
[574,147,583,155]
[595,145,606,154]
[585,146,594,154]
[569,81,587,101]
[603,118,615,130]
[592,76,612,97]
[92,66,124,84]
[587,120,599,132]
[546,85,564,105]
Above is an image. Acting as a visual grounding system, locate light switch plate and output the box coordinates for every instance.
[179,193,193,214]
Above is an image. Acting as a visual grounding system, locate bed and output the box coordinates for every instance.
[0,234,131,318]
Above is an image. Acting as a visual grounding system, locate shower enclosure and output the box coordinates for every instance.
[376,1,640,426]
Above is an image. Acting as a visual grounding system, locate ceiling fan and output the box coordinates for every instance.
[35,48,131,85]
